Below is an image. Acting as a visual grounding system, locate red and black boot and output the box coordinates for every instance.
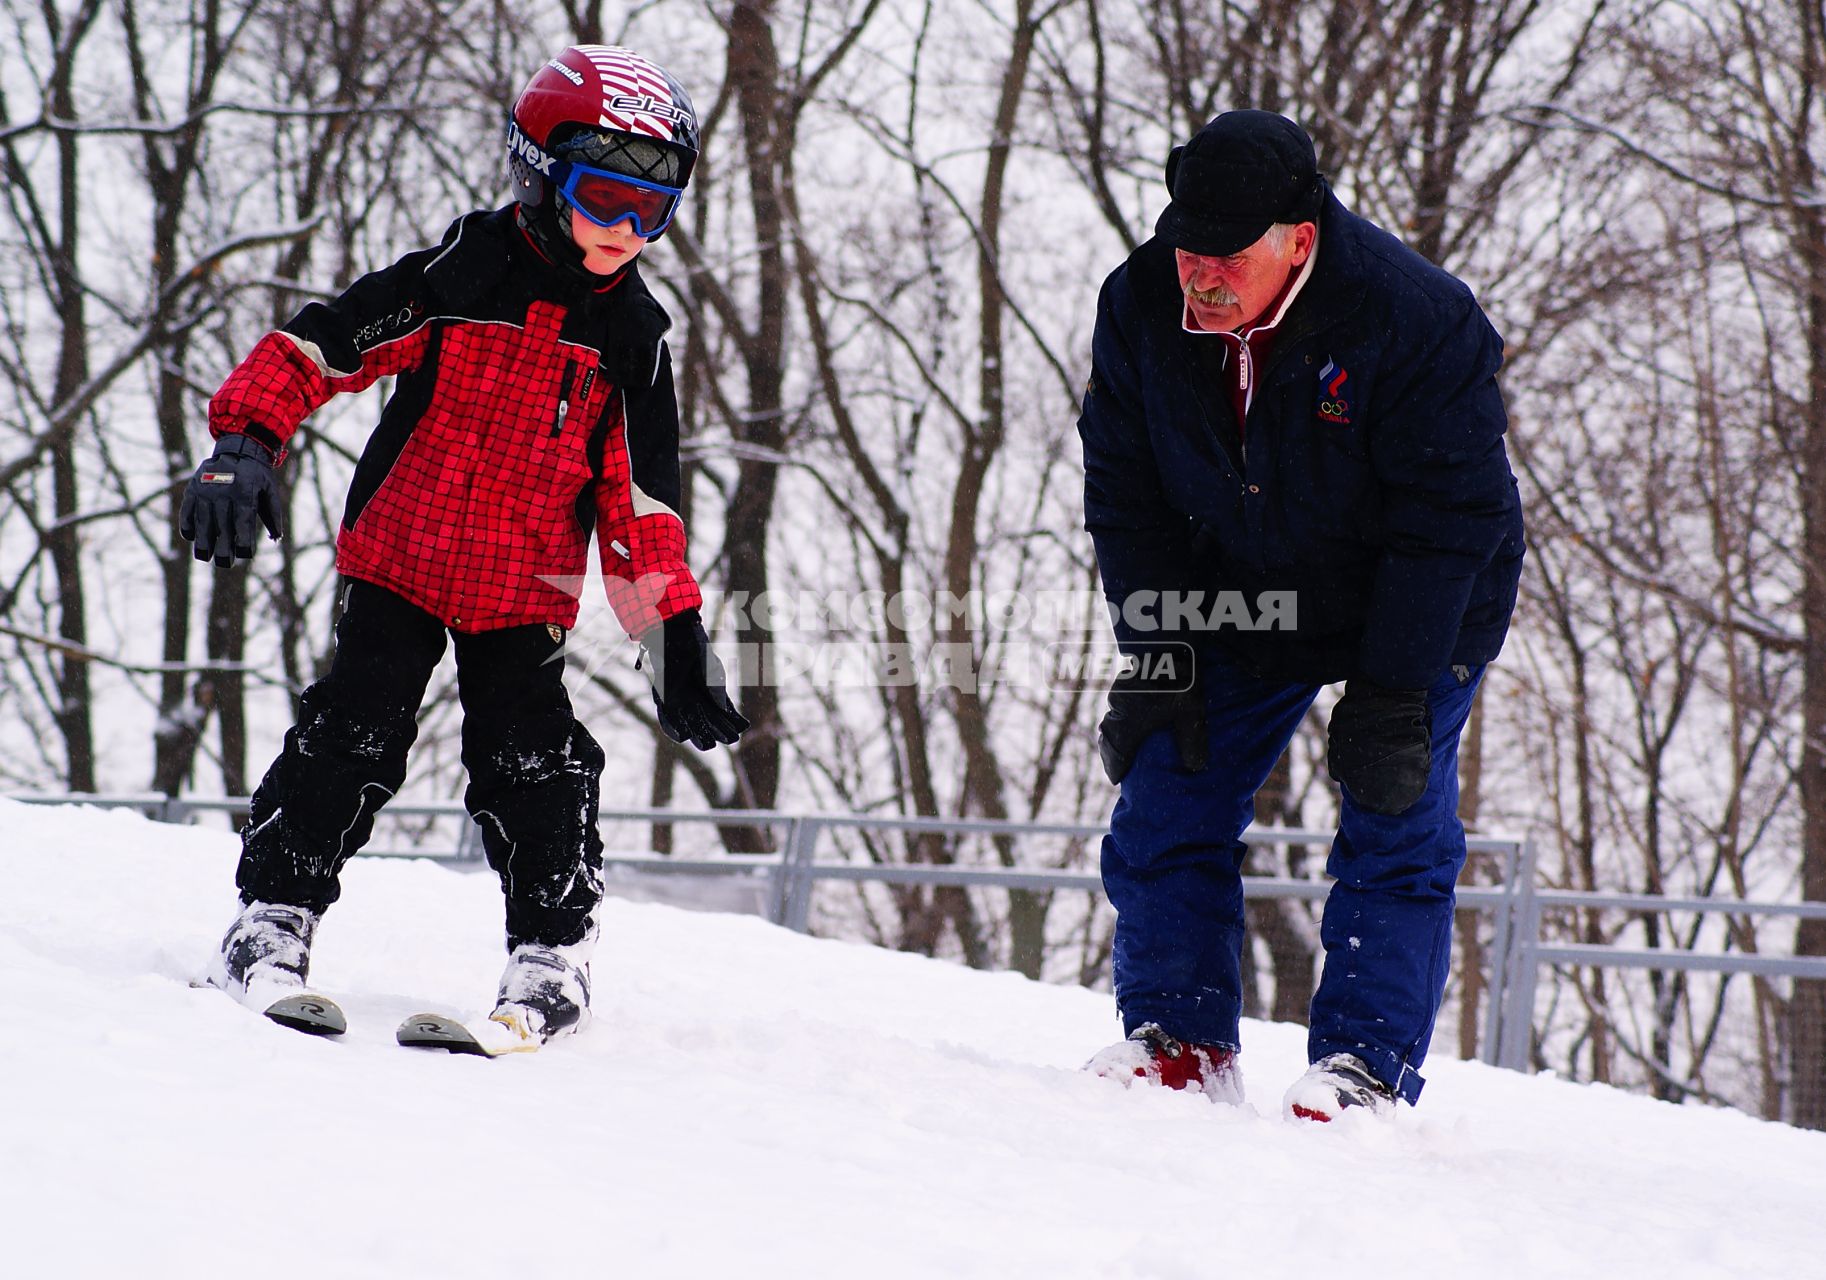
[1283,1053,1397,1122]
[1085,1022,1244,1104]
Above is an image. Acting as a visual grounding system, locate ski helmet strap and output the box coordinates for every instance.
[514,202,606,287]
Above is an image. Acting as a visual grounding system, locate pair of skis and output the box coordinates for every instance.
[236,989,542,1057]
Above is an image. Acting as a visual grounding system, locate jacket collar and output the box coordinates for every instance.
[1263,190,1368,374]
[505,211,635,310]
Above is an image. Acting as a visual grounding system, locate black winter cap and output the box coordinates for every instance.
[1156,110,1325,256]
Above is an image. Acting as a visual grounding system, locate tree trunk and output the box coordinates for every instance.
[45,4,102,791]
[209,568,251,798]
[719,0,788,847]
[151,324,206,795]
[945,0,1043,972]
[1792,143,1826,1132]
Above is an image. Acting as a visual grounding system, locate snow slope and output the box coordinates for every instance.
[0,798,1819,1280]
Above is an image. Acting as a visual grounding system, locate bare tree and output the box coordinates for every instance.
[1567,0,1826,1128]
[2,0,106,791]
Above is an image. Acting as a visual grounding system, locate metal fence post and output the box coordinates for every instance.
[1497,838,1542,1071]
[768,817,803,926]
[782,819,823,933]
[454,818,485,863]
[1480,836,1522,1065]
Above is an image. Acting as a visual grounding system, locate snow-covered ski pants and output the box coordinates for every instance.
[1100,654,1484,1103]
[237,579,605,949]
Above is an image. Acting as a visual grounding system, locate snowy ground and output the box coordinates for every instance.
[1,798,1821,1280]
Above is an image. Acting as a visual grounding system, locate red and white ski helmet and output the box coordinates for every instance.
[508,45,700,219]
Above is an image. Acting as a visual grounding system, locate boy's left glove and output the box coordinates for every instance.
[638,608,750,751]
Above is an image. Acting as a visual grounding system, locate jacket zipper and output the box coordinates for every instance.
[552,359,576,437]
[1236,337,1250,475]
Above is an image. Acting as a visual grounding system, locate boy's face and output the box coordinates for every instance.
[568,211,648,274]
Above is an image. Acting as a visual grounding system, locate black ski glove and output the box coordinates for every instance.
[178,433,283,568]
[1327,680,1432,815]
[1097,647,1206,785]
[638,608,750,751]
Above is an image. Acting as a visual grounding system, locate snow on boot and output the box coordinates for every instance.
[206,900,344,1036]
[489,940,592,1048]
[396,936,594,1057]
[1283,1053,1397,1122]
[1085,1022,1244,1104]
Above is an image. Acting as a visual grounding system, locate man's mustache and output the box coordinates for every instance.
[1186,281,1240,307]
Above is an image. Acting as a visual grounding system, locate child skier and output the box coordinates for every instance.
[179,45,747,1049]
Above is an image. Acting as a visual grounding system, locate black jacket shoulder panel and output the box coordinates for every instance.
[621,338,684,512]
[421,208,514,312]
[282,207,515,370]
[598,265,673,386]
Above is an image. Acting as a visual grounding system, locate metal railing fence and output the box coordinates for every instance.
[10,792,1826,1079]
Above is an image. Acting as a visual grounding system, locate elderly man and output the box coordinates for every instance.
[1077,110,1524,1119]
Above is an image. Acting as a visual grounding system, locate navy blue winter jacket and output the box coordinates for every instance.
[1077,191,1525,689]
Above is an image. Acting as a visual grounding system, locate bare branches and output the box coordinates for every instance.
[0,621,275,681]
[1504,103,1825,211]
[0,216,323,493]
[0,101,465,146]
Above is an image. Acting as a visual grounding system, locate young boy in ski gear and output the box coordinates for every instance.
[1076,111,1524,1119]
[181,45,747,1045]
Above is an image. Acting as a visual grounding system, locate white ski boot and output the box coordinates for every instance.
[489,939,592,1046]
[396,935,593,1057]
[207,900,344,1035]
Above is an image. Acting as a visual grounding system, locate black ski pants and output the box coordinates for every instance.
[237,580,605,949]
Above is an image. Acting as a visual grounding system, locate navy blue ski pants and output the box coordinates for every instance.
[1101,655,1484,1103]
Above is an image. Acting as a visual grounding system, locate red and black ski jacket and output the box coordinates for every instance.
[208,206,702,637]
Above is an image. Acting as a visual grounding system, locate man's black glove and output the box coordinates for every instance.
[178,433,283,568]
[1096,647,1206,785]
[638,608,750,751]
[1327,680,1432,815]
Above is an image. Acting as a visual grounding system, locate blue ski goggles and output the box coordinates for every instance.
[555,160,684,238]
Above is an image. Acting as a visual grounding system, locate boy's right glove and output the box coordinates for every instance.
[638,608,750,751]
[178,432,283,568]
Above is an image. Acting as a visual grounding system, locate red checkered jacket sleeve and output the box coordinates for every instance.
[596,339,703,638]
[207,222,467,461]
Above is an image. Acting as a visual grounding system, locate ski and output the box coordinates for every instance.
[395,1008,541,1057]
[261,992,347,1037]
[192,976,346,1037]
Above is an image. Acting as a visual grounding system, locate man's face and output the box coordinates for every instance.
[1176,222,1317,332]
[568,211,649,275]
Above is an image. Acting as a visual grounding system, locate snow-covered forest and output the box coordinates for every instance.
[2,1,1822,1127]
